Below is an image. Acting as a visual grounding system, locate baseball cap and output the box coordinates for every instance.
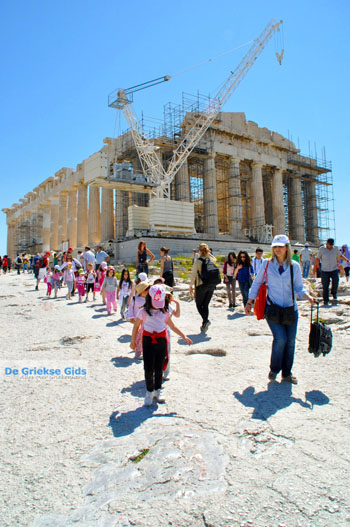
[271,234,290,247]
[54,265,61,270]
[138,272,148,282]
[304,243,310,247]
[101,262,107,268]
[149,284,166,308]
[136,281,150,295]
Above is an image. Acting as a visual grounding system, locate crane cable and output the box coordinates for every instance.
[170,39,254,78]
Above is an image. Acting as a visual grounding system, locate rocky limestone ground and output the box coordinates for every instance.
[0,271,349,527]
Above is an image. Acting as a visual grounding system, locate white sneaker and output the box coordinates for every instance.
[154,389,165,404]
[144,391,154,406]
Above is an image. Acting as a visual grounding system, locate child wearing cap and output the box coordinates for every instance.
[127,281,151,359]
[130,284,192,406]
[102,266,118,315]
[76,269,86,303]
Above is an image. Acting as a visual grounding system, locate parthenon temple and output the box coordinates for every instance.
[3,100,333,258]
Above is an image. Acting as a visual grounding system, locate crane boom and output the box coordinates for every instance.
[109,18,283,197]
[164,19,283,189]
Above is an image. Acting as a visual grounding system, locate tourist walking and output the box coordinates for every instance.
[95,246,109,270]
[245,234,316,384]
[85,263,96,301]
[102,266,118,315]
[15,253,22,274]
[127,281,151,359]
[63,263,75,300]
[76,269,86,303]
[300,243,312,278]
[130,284,192,406]
[22,254,29,273]
[223,252,237,308]
[190,243,220,333]
[44,267,53,297]
[2,255,9,274]
[292,249,300,263]
[83,246,96,271]
[315,238,350,306]
[52,265,62,298]
[160,246,174,287]
[234,251,253,307]
[251,248,265,279]
[136,240,154,276]
[117,268,132,320]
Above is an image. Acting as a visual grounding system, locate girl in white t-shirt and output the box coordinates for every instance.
[85,263,96,302]
[130,284,192,406]
[117,268,132,320]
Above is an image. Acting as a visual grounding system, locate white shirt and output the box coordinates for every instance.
[252,256,265,276]
[84,250,96,269]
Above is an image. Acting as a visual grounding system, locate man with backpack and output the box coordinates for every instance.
[190,243,221,333]
[15,253,22,274]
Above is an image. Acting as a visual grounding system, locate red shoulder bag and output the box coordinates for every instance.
[253,261,270,320]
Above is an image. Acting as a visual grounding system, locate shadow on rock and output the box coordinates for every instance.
[121,379,145,398]
[177,333,211,345]
[233,382,312,421]
[109,407,177,437]
[111,356,136,368]
[106,319,124,327]
[227,312,245,320]
[117,334,132,343]
[305,390,330,409]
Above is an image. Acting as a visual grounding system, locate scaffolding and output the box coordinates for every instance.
[287,151,335,244]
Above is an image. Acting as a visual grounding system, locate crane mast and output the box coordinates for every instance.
[109,18,283,198]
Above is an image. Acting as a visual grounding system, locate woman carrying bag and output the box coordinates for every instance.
[245,234,316,384]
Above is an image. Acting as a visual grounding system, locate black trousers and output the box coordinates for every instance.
[142,335,166,392]
[195,283,216,324]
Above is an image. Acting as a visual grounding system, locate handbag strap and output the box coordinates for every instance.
[290,264,295,304]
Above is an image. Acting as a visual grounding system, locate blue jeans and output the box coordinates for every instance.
[302,261,310,278]
[239,281,250,307]
[267,311,298,378]
[321,270,339,303]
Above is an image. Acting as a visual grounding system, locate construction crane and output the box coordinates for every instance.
[108,18,283,198]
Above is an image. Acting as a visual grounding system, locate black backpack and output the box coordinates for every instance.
[308,303,332,358]
[198,257,221,286]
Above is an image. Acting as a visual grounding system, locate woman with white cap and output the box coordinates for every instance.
[245,234,316,384]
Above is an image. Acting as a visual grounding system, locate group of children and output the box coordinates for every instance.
[42,262,192,405]
[43,261,133,317]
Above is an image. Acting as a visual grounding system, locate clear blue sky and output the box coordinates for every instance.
[1,0,348,255]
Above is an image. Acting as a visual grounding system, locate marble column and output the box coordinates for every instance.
[271,168,286,235]
[250,162,265,226]
[77,184,88,247]
[304,180,319,243]
[175,160,191,202]
[36,211,44,252]
[58,191,68,248]
[88,186,101,245]
[203,155,219,236]
[228,158,243,238]
[115,190,128,239]
[101,188,114,241]
[7,221,15,259]
[50,198,59,250]
[67,187,78,249]
[41,203,51,252]
[287,175,305,241]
